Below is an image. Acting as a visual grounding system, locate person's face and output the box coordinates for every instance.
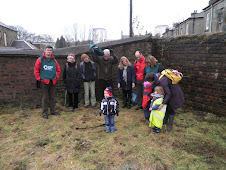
[45,48,52,58]
[135,51,142,60]
[84,57,89,63]
[122,59,128,66]
[104,91,110,98]
[68,56,74,63]
[103,55,109,60]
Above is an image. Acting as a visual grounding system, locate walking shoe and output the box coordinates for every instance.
[74,108,78,111]
[110,127,115,133]
[106,126,110,133]
[153,128,161,134]
[122,103,127,108]
[127,105,131,109]
[69,107,74,112]
[42,115,48,119]
[135,106,142,110]
[85,105,90,108]
[51,112,60,116]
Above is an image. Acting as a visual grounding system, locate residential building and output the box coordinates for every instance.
[162,0,225,37]
[203,0,226,33]
[0,21,17,47]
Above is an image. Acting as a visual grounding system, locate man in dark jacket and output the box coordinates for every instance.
[34,45,61,119]
[92,49,119,98]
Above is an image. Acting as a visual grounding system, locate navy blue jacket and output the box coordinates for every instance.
[117,65,135,90]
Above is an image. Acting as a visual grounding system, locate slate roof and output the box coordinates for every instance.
[11,40,38,50]
[0,21,16,31]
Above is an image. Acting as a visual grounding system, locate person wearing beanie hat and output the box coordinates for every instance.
[99,87,119,133]
[91,48,119,98]
[63,53,82,112]
[34,45,61,119]
[80,53,96,108]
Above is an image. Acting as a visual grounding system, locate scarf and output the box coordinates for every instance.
[123,66,128,83]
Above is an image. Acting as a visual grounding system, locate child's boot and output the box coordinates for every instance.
[110,126,115,133]
[106,126,110,133]
[153,127,161,134]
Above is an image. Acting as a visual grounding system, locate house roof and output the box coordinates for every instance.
[11,40,38,50]
[0,21,16,32]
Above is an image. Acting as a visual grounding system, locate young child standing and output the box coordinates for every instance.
[149,86,167,134]
[99,87,119,133]
[142,81,153,120]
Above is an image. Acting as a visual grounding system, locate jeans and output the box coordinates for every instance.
[41,81,56,115]
[84,81,96,106]
[104,115,115,128]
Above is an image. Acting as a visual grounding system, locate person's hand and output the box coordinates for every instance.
[110,49,114,56]
[132,83,135,88]
[158,104,163,111]
[118,83,120,88]
[149,107,152,111]
[99,110,102,116]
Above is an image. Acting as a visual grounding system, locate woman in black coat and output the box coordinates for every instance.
[63,53,82,111]
[117,56,136,109]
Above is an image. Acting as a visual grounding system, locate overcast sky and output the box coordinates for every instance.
[1,0,210,41]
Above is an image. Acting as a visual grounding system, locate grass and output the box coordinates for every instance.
[0,103,225,169]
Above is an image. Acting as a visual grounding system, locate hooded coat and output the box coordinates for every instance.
[63,62,82,93]
[155,73,184,111]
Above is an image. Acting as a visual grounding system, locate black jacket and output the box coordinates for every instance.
[63,62,82,93]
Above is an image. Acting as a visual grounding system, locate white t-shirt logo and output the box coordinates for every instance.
[43,65,53,71]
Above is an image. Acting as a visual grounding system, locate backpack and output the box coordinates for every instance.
[159,69,183,84]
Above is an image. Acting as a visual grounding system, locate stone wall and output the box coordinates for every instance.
[0,33,225,115]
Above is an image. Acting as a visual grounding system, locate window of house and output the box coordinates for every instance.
[217,8,223,32]
[4,33,7,46]
[180,28,183,35]
[186,23,189,35]
[206,12,210,30]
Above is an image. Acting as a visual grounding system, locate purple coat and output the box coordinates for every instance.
[155,73,184,111]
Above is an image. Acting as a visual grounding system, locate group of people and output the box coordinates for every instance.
[34,45,184,133]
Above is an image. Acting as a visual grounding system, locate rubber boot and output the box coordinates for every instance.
[163,113,169,125]
[127,97,131,109]
[106,126,110,133]
[167,115,174,132]
[110,126,115,133]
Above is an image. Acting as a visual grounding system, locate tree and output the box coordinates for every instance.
[132,16,144,36]
[55,36,66,48]
[9,25,54,43]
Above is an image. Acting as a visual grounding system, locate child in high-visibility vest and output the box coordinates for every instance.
[149,86,167,134]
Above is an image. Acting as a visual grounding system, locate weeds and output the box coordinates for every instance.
[0,104,225,169]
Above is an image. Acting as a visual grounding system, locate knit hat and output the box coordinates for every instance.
[104,87,113,96]
[68,53,75,59]
[103,49,110,55]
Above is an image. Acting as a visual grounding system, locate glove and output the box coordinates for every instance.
[36,80,41,89]
[109,49,114,56]
[99,110,102,116]
[116,112,119,116]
